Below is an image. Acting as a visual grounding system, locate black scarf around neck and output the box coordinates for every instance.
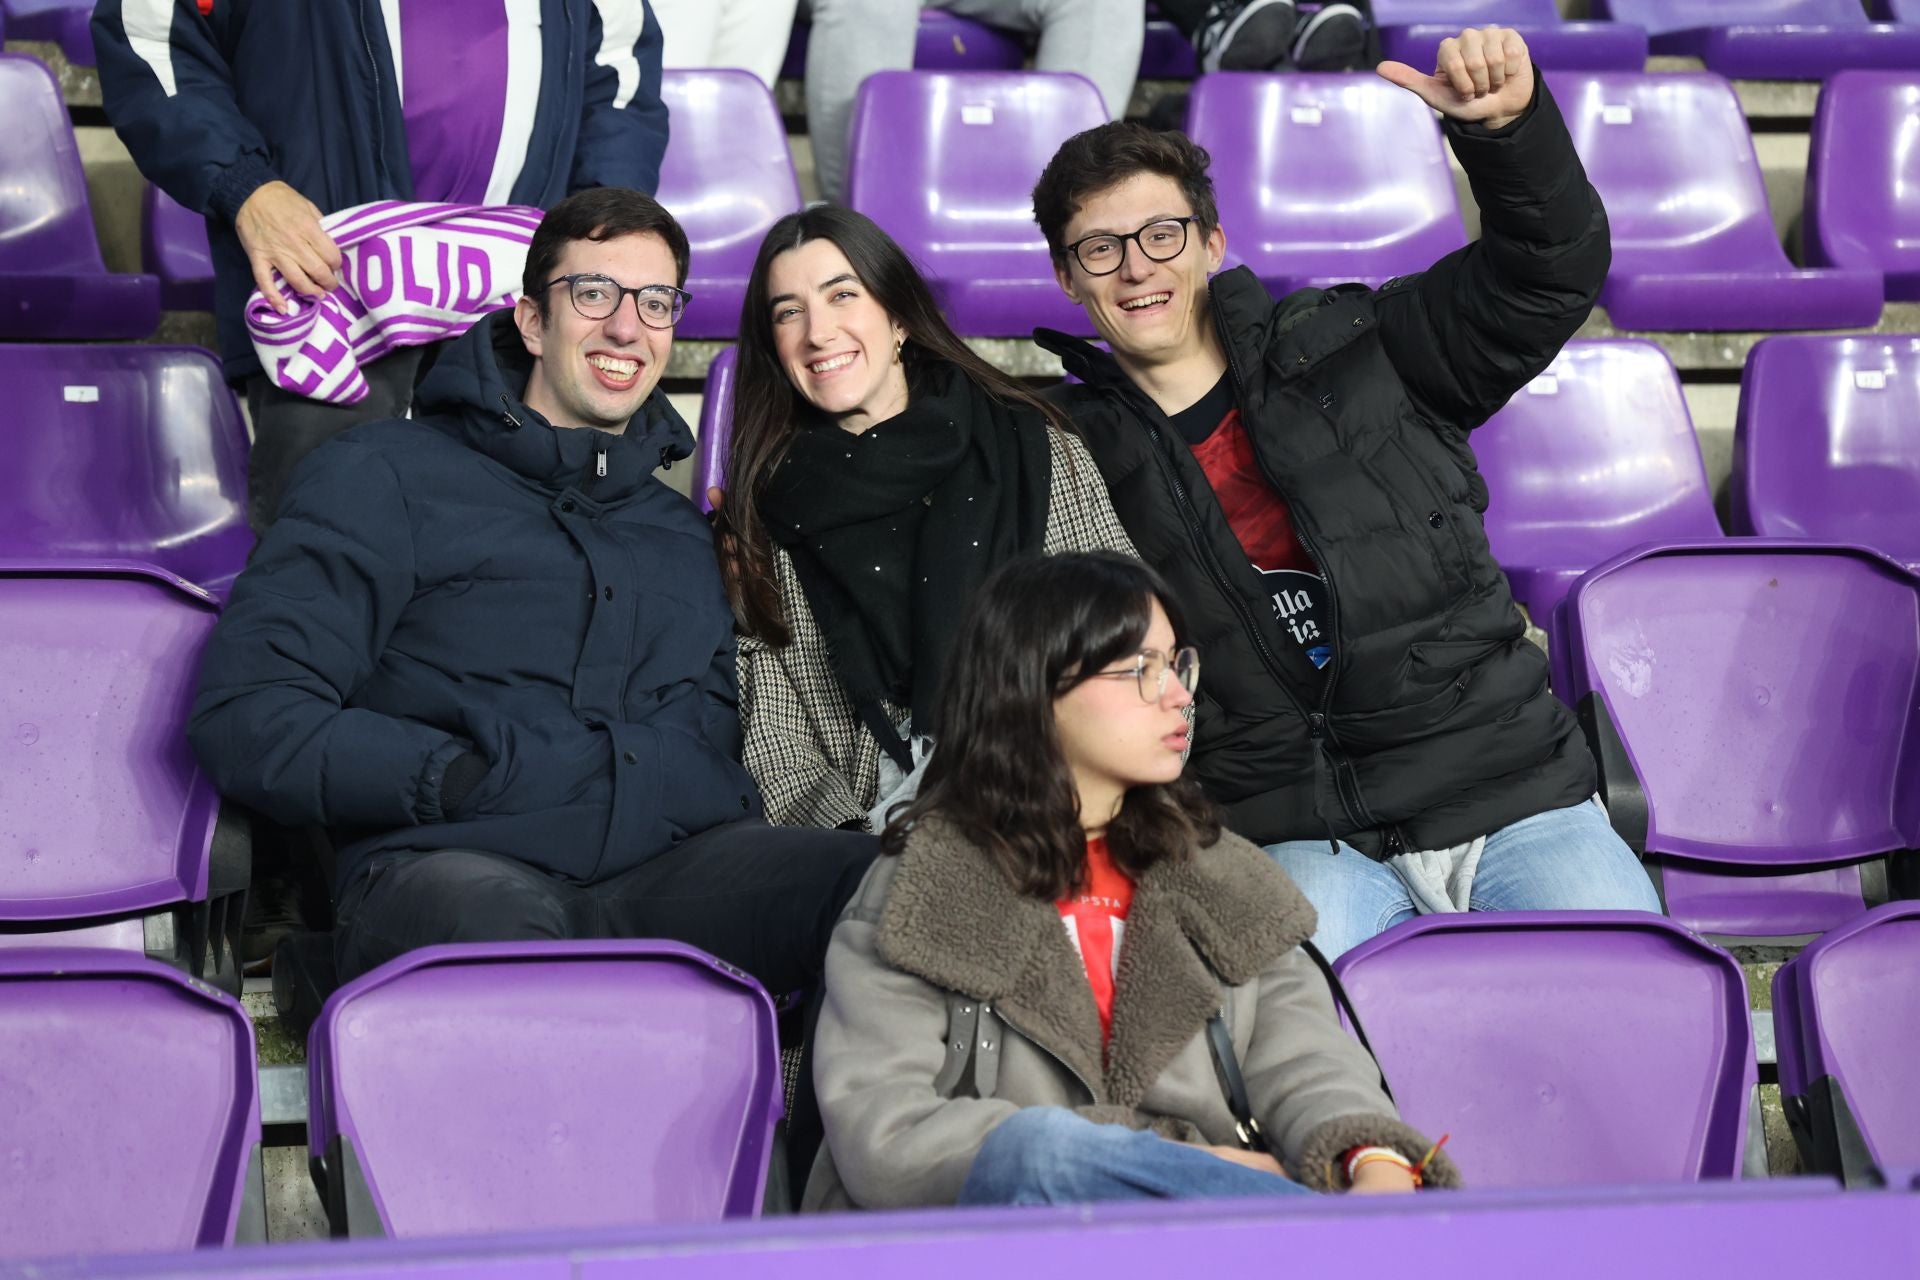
[761,360,1051,755]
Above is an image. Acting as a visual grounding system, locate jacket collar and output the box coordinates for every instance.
[875,817,1317,1107]
[1033,265,1373,397]
[411,311,696,502]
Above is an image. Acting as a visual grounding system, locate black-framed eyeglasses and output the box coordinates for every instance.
[1081,646,1201,704]
[539,273,691,329]
[1061,217,1198,277]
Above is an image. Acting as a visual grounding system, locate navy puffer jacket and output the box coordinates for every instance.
[189,313,759,893]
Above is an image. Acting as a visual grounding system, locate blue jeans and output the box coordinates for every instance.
[957,1108,1318,1206]
[1265,799,1663,959]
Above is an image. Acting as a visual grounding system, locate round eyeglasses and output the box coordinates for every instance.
[539,274,691,329]
[1061,217,1198,277]
[1083,646,1201,704]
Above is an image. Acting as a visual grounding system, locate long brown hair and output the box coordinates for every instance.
[721,205,1073,644]
[881,552,1220,900]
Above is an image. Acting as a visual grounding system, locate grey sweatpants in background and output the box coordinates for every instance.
[805,0,1146,202]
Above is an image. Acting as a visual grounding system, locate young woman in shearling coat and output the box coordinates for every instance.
[804,552,1461,1210]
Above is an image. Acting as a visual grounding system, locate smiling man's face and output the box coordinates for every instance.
[515,230,678,434]
[1053,172,1226,375]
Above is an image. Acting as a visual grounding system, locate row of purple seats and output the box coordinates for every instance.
[1558,541,1920,942]
[1594,0,1920,79]
[1374,0,1651,71]
[835,68,1906,338]
[1,939,779,1260]
[1775,901,1920,1183]
[0,53,159,339]
[777,10,1196,80]
[119,68,1920,341]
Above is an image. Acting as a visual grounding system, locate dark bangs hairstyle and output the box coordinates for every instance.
[720,205,1074,644]
[881,551,1220,900]
[521,187,691,319]
[1030,121,1220,261]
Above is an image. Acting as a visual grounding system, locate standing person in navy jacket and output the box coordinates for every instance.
[188,189,874,1009]
[93,0,671,534]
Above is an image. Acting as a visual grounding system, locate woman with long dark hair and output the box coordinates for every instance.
[803,552,1459,1209]
[719,206,1134,832]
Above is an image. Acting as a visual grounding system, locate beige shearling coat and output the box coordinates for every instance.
[803,817,1461,1210]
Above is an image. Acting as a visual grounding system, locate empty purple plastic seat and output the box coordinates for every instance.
[0,55,159,338]
[1335,913,1757,1185]
[1594,0,1920,79]
[1186,73,1466,295]
[847,71,1103,336]
[1476,340,1719,629]
[1373,0,1649,72]
[0,948,263,1260]
[1774,901,1920,1184]
[1804,72,1920,302]
[1731,336,1920,572]
[0,345,252,595]
[1,0,94,65]
[1558,71,1881,331]
[657,71,803,340]
[693,346,737,514]
[1139,18,1196,77]
[142,185,215,312]
[1561,542,1920,940]
[0,565,247,984]
[309,940,782,1237]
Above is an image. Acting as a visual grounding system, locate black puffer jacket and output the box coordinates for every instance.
[1039,80,1609,859]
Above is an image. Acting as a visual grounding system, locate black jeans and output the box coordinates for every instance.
[333,819,878,1192]
[244,346,425,535]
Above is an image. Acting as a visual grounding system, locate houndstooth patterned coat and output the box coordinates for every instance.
[739,426,1137,830]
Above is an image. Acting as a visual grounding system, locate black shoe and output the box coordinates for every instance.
[271,930,339,1043]
[1194,0,1299,73]
[1291,2,1367,71]
[242,874,308,974]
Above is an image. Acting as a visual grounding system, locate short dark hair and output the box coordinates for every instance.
[880,551,1220,901]
[521,187,691,318]
[1031,122,1220,260]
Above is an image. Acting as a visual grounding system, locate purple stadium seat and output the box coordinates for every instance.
[0,948,263,1260]
[693,346,737,514]
[1476,340,1719,631]
[1373,0,1649,72]
[1731,335,1920,572]
[1593,0,1920,79]
[1,0,93,65]
[309,940,783,1237]
[1334,913,1757,1185]
[142,185,215,312]
[1561,542,1920,940]
[1139,18,1196,77]
[1804,72,1920,302]
[1872,0,1920,19]
[0,54,160,339]
[1186,73,1467,295]
[846,71,1104,336]
[0,345,252,596]
[1557,71,1882,331]
[779,11,1025,79]
[0,566,247,984]
[657,71,803,341]
[1774,902,1920,1184]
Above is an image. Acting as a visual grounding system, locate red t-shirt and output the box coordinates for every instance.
[1057,835,1135,1044]
[1172,374,1333,672]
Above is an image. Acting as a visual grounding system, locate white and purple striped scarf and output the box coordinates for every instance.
[245,200,544,405]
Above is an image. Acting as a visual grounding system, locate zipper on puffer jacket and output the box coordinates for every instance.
[1110,373,1355,853]
[1210,292,1377,841]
